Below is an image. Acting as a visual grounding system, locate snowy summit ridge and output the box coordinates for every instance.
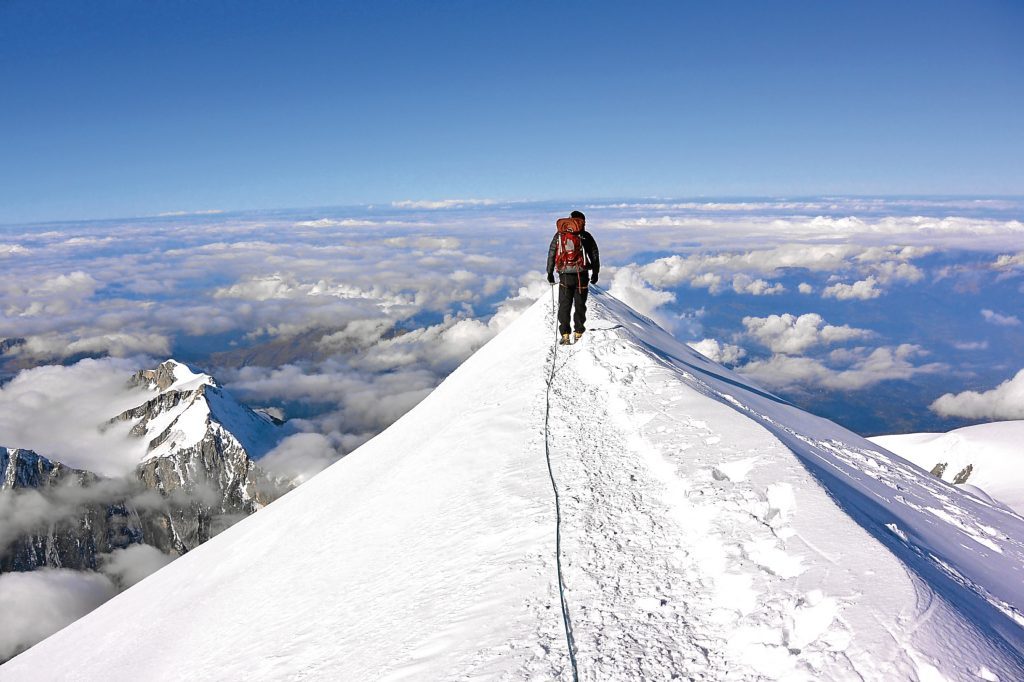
[4,292,1024,680]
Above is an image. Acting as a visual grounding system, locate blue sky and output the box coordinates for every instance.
[1,1,1022,223]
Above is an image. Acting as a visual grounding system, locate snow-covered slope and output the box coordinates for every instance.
[4,292,1024,681]
[870,421,1024,515]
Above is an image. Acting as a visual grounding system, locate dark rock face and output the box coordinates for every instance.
[129,361,181,391]
[133,429,282,555]
[953,464,974,485]
[0,442,287,572]
[0,448,143,572]
[2,447,76,490]
[0,501,142,573]
[112,389,191,441]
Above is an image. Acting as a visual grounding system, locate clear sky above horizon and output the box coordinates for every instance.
[1,0,1022,224]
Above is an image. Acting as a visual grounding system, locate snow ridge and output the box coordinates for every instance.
[4,292,1023,681]
[602,298,1024,658]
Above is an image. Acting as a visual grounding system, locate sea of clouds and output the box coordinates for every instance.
[2,197,1023,467]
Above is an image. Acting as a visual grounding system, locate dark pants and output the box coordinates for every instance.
[558,271,589,335]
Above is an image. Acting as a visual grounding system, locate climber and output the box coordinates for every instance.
[547,210,601,345]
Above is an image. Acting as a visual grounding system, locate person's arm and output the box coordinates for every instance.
[584,232,600,281]
[546,234,558,282]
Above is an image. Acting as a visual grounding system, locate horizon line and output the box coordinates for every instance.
[3,193,1023,229]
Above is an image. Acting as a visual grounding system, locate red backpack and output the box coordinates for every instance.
[554,217,586,272]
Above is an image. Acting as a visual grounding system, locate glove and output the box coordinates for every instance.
[547,272,555,284]
[591,271,599,284]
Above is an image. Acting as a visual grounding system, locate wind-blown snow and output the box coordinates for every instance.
[4,291,1023,680]
[871,421,1024,515]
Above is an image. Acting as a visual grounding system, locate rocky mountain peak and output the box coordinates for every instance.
[112,360,281,462]
[129,359,215,392]
[3,360,290,578]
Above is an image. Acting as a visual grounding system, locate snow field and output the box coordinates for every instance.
[549,317,919,680]
[575,292,1024,680]
[871,422,1024,515]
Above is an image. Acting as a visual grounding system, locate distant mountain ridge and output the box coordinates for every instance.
[0,360,288,572]
[1,447,94,491]
[0,446,128,573]
[113,359,280,461]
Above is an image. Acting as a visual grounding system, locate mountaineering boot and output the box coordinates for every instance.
[574,331,584,342]
[560,333,571,346]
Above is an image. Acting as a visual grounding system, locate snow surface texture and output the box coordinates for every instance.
[871,421,1024,515]
[4,291,1024,680]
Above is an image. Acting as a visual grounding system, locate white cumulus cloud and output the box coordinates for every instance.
[822,277,882,301]
[687,339,747,365]
[742,313,872,355]
[99,544,175,589]
[0,243,30,256]
[731,274,785,296]
[629,242,933,301]
[607,266,676,329]
[740,344,945,391]
[17,332,171,360]
[992,252,1024,270]
[930,369,1024,420]
[0,359,150,475]
[981,309,1020,326]
[258,432,343,484]
[5,271,99,317]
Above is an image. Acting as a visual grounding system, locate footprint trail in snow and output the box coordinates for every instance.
[535,295,1024,681]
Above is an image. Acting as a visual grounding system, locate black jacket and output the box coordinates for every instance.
[547,230,600,277]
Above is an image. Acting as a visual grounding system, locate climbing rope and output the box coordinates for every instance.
[545,281,580,682]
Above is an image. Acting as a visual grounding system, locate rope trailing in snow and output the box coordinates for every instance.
[545,282,581,682]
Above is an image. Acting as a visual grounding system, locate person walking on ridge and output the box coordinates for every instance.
[547,210,600,345]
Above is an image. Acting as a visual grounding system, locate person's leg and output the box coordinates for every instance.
[573,273,589,333]
[557,275,574,335]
